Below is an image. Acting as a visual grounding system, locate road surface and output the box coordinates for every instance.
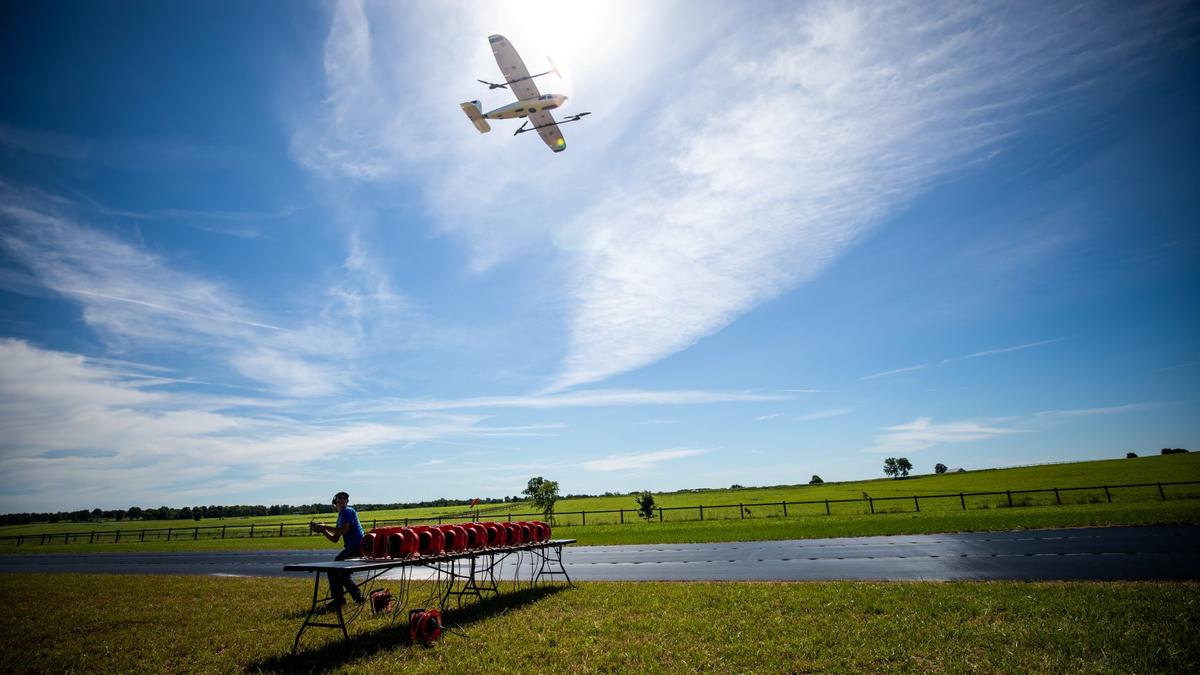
[1,526,1196,581]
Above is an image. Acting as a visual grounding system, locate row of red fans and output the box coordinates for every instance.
[359,521,551,559]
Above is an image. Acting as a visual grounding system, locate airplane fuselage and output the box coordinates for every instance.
[485,93,567,120]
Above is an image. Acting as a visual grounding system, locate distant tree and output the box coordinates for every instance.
[1126,452,1138,459]
[809,475,824,485]
[883,457,899,478]
[523,476,561,522]
[897,458,913,478]
[635,491,656,521]
[731,484,744,489]
[1161,448,1189,455]
[935,463,948,474]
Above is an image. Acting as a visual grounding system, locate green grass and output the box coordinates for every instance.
[3,453,1198,552]
[6,500,1199,554]
[0,574,1196,673]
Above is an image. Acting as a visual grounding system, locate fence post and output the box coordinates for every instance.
[1006,490,1013,507]
[959,493,966,510]
[658,507,663,523]
[582,511,586,526]
[140,529,146,542]
[507,513,512,522]
[249,524,255,538]
[1158,483,1165,500]
[1054,488,1061,505]
[167,527,172,541]
[18,535,23,546]
[913,496,920,513]
[115,531,120,543]
[825,499,830,516]
[620,509,624,524]
[221,525,226,539]
[372,519,377,529]
[193,527,199,540]
[739,503,745,519]
[782,501,788,517]
[405,517,409,526]
[89,532,94,544]
[698,505,703,521]
[279,523,284,537]
[1104,486,1111,503]
[868,497,874,514]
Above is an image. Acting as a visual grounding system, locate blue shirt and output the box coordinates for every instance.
[336,506,364,551]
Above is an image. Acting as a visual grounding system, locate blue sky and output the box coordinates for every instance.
[1,1,1197,513]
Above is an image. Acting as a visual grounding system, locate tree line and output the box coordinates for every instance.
[0,495,517,526]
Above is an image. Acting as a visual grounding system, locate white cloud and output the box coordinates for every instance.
[583,448,706,472]
[229,348,345,398]
[866,401,1160,454]
[337,388,794,415]
[534,2,1184,390]
[862,337,1069,380]
[0,203,289,344]
[957,338,1069,361]
[796,408,852,422]
[0,340,551,511]
[0,190,414,397]
[860,364,928,381]
[867,416,1020,454]
[1033,403,1157,418]
[294,1,1191,392]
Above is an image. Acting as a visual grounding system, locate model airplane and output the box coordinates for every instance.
[460,34,590,153]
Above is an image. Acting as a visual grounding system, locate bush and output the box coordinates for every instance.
[1126,452,1138,459]
[809,475,824,485]
[634,491,656,521]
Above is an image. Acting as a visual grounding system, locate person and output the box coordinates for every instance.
[310,491,365,606]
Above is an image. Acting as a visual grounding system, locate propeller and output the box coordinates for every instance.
[564,112,592,122]
[477,79,508,90]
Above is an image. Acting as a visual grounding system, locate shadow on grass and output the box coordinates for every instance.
[248,584,568,673]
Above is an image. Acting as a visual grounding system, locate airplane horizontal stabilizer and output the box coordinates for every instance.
[459,101,491,133]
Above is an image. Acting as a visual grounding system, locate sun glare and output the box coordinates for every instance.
[500,1,631,100]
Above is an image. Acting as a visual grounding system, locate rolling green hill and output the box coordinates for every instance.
[2,453,1196,542]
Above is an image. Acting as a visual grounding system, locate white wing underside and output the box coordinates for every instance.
[489,34,564,152]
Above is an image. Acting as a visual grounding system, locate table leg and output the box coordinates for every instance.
[291,571,348,655]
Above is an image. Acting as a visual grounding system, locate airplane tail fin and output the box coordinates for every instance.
[459,101,491,133]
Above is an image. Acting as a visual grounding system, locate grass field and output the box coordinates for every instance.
[3,454,1198,553]
[0,574,1195,673]
[5,499,1199,554]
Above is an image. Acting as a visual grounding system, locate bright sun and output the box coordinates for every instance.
[497,1,631,99]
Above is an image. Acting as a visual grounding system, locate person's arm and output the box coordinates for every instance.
[310,519,351,543]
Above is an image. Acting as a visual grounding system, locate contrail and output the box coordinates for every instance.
[66,288,294,332]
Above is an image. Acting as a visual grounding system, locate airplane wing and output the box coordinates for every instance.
[528,111,566,153]
[489,34,541,101]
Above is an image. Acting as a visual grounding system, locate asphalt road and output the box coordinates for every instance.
[1,525,1196,581]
